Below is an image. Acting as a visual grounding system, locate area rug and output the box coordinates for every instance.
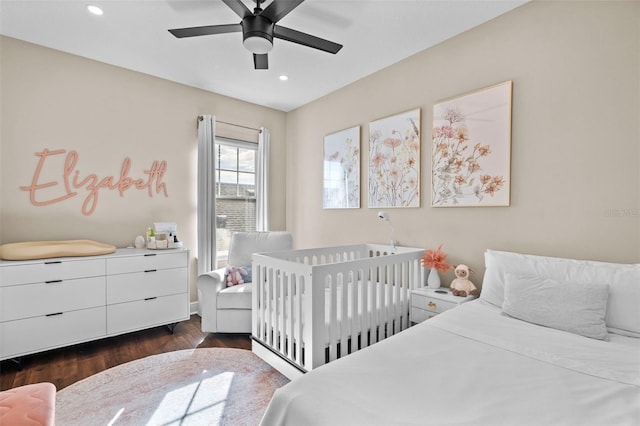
[56,348,289,426]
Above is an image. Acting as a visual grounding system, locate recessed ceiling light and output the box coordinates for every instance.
[87,5,103,16]
[279,75,289,81]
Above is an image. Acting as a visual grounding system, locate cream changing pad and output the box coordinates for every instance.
[0,240,116,260]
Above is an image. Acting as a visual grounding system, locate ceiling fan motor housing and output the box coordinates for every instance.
[169,0,343,68]
[242,15,274,53]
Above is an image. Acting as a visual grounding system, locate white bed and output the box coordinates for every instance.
[261,250,640,426]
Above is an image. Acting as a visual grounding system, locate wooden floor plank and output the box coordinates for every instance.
[0,315,250,391]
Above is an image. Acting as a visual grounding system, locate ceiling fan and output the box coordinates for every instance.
[168,0,343,70]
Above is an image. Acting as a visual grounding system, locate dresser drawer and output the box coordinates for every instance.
[412,295,457,314]
[106,251,188,275]
[0,306,106,359]
[411,307,437,323]
[410,288,475,324]
[107,293,188,335]
[0,258,105,286]
[0,276,105,322]
[106,267,187,304]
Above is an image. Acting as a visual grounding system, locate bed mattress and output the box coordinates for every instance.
[261,300,640,425]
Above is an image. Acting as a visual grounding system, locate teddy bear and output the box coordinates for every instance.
[225,265,249,287]
[450,264,480,297]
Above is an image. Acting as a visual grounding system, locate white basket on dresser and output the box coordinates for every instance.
[0,248,189,366]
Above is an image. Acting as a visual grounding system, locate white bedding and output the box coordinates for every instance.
[261,300,640,425]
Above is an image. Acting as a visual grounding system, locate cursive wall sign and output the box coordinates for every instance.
[20,148,169,216]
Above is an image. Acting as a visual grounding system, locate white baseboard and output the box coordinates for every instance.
[190,301,199,316]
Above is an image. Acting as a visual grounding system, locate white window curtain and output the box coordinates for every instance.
[197,115,216,275]
[256,127,270,231]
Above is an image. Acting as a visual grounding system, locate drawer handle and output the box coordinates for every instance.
[45,260,62,265]
[144,269,157,273]
[46,312,63,317]
[144,297,158,301]
[45,280,63,284]
[144,253,157,257]
[428,301,437,310]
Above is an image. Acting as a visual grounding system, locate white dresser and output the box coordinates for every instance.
[0,248,189,363]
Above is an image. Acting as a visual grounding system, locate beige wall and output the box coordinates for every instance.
[286,0,640,285]
[0,36,287,302]
[1,0,639,300]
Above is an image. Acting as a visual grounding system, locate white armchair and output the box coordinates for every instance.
[198,231,293,333]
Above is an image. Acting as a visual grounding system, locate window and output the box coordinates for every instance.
[214,137,257,266]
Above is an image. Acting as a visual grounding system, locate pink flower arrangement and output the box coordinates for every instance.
[421,244,452,273]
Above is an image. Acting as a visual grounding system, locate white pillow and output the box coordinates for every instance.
[481,250,640,337]
[502,273,609,340]
[481,250,533,308]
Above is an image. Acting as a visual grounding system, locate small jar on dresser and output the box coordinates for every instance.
[410,287,475,324]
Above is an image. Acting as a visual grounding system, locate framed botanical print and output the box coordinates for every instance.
[368,108,421,208]
[323,126,360,209]
[431,81,512,207]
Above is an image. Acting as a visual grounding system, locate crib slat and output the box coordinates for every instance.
[266,267,274,346]
[261,265,267,340]
[378,266,385,340]
[370,265,380,345]
[310,265,328,370]
[261,265,267,341]
[402,260,411,330]
[350,270,360,354]
[286,275,294,361]
[274,269,286,355]
[360,269,369,350]
[391,264,398,335]
[403,260,412,329]
[339,273,349,358]
[272,267,277,346]
[253,264,262,339]
[328,275,337,362]
[386,265,392,338]
[399,261,408,331]
[295,275,303,365]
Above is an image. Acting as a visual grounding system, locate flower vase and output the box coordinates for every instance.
[427,267,441,289]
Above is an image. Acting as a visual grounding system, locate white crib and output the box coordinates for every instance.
[251,244,425,379]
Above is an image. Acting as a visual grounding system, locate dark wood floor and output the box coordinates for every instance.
[0,315,251,392]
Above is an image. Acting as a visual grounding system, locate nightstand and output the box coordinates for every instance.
[410,287,475,324]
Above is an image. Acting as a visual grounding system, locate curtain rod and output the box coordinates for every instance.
[197,116,261,133]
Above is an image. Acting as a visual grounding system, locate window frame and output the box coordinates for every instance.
[215,137,258,200]
[213,136,258,267]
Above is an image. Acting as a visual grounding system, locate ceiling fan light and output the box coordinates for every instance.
[243,35,273,54]
[242,15,274,54]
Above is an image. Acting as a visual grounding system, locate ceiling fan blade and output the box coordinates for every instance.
[221,0,252,19]
[254,53,269,70]
[169,23,241,38]
[261,0,305,23]
[274,25,342,54]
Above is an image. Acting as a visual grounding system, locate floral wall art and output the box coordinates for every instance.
[323,126,360,209]
[432,81,512,207]
[369,108,421,208]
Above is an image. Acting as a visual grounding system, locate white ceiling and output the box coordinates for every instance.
[0,0,528,112]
